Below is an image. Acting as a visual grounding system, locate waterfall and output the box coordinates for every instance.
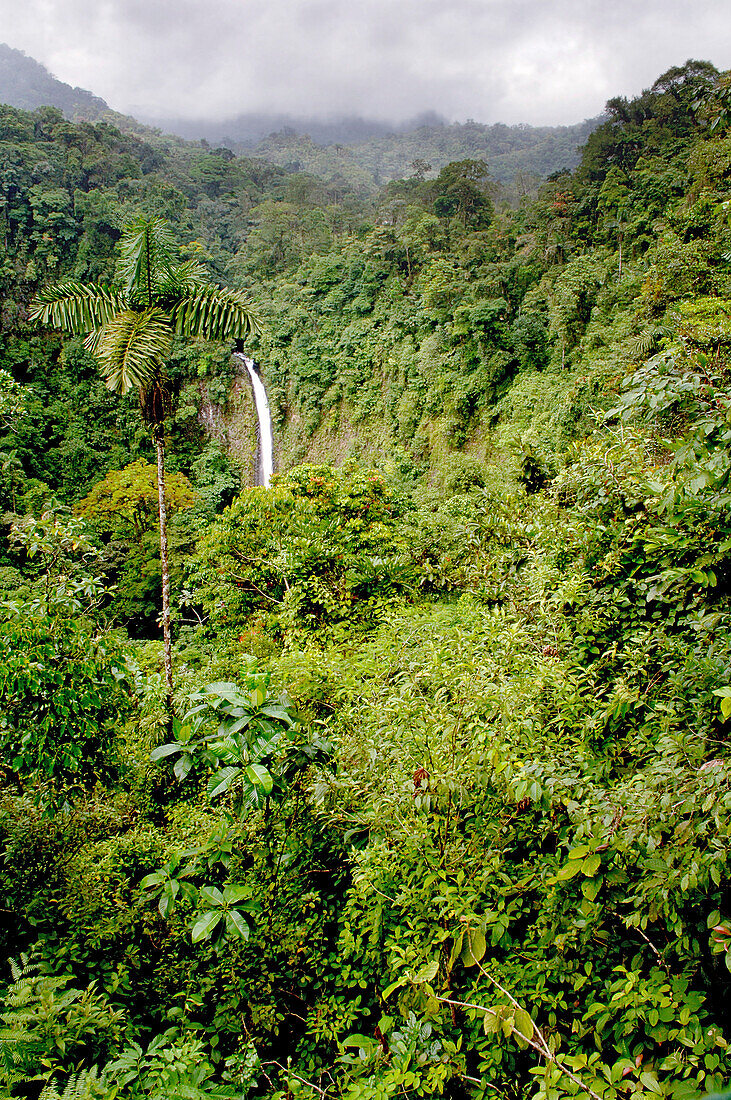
[235,352,273,487]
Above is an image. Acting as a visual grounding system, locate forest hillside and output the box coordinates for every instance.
[0,57,730,1100]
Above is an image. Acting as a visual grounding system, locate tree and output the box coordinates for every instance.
[78,460,199,631]
[189,464,408,639]
[432,159,494,230]
[30,216,258,721]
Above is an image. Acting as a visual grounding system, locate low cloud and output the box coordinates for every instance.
[1,0,729,125]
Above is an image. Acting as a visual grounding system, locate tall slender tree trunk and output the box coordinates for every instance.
[155,427,175,727]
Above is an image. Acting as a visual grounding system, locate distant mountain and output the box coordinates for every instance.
[138,109,450,148]
[246,116,603,187]
[143,109,601,184]
[0,43,112,118]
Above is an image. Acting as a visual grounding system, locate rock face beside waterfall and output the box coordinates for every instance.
[197,357,261,488]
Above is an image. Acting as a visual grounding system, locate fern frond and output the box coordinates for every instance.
[89,309,173,395]
[29,284,127,335]
[39,1066,112,1100]
[0,955,46,1090]
[171,286,260,342]
[7,954,36,984]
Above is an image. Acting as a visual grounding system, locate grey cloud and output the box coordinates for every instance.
[0,0,729,125]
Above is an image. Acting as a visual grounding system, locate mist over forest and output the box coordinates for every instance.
[0,43,601,184]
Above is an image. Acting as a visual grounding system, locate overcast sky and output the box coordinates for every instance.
[1,0,729,126]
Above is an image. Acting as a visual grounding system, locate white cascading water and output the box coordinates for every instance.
[235,353,274,487]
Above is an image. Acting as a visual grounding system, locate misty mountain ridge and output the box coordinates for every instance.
[247,116,601,184]
[0,43,111,119]
[0,43,156,134]
[138,108,451,147]
[0,42,600,184]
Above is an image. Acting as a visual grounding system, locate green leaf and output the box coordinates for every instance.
[382,977,407,1000]
[150,742,182,761]
[222,884,253,905]
[200,885,225,907]
[225,910,250,941]
[173,754,193,782]
[447,930,464,973]
[140,872,165,889]
[208,766,241,798]
[582,878,601,901]
[159,885,177,918]
[260,704,294,724]
[30,281,128,334]
[226,715,252,735]
[556,860,583,881]
[172,286,259,342]
[245,763,274,794]
[582,854,601,876]
[191,910,223,943]
[94,308,173,394]
[341,1035,380,1054]
[412,960,439,984]
[514,1007,534,1049]
[461,927,487,967]
[117,216,177,302]
[483,1009,502,1035]
[205,682,244,702]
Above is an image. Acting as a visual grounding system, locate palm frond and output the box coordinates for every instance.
[627,324,672,359]
[117,217,177,306]
[171,286,260,342]
[84,327,105,355]
[29,283,127,335]
[89,308,173,394]
[167,259,210,292]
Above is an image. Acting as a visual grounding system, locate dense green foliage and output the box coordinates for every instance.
[1,58,731,1100]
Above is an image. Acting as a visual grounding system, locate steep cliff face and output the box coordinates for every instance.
[199,358,260,488]
[275,398,397,471]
